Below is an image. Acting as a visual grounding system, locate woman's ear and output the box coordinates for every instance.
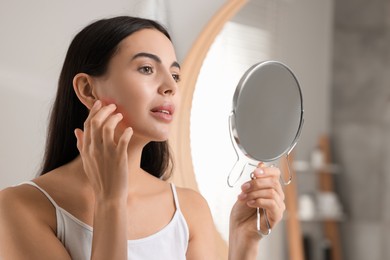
[73,73,97,109]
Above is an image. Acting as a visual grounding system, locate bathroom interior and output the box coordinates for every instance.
[1,0,389,259]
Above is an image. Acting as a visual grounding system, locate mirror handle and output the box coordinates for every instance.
[227,158,248,188]
[227,113,252,187]
[257,208,272,236]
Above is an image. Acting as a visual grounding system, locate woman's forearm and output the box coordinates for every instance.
[91,198,127,260]
[228,229,259,260]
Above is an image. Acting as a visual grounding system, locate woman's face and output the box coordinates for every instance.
[92,29,181,143]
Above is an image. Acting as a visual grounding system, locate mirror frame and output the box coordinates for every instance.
[169,0,248,257]
[170,0,247,189]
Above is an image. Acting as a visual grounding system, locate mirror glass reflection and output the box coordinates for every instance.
[232,61,303,162]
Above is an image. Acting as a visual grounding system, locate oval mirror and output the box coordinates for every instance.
[228,60,304,235]
[228,60,304,185]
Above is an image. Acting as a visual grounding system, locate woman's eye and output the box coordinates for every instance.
[172,73,181,83]
[138,66,154,74]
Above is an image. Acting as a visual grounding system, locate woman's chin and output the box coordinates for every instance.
[149,128,171,142]
[130,131,170,144]
[152,135,170,143]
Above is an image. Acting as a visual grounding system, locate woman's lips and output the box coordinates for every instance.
[150,104,175,122]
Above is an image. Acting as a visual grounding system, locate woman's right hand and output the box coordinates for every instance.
[74,100,133,201]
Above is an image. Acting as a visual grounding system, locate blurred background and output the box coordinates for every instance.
[1,0,389,259]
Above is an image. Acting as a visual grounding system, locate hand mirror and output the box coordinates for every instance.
[227,60,304,236]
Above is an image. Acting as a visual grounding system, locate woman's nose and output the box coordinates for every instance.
[158,73,177,96]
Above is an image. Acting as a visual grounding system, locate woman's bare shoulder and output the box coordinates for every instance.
[0,182,55,224]
[0,183,38,208]
[0,167,65,210]
[0,182,71,259]
[174,186,218,256]
[174,186,213,221]
[175,186,208,205]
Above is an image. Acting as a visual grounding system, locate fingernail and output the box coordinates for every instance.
[241,182,251,191]
[238,192,247,200]
[93,100,101,108]
[254,168,264,176]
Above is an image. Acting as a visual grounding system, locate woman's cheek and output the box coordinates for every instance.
[100,97,116,107]
[116,104,134,129]
[99,97,131,127]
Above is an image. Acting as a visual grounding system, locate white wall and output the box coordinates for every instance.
[0,0,226,189]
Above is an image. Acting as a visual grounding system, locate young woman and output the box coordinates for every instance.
[0,16,285,259]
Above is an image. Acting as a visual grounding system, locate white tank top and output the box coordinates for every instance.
[23,181,189,260]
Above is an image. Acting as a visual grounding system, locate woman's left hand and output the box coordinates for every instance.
[230,163,285,243]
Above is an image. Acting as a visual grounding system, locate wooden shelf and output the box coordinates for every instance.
[285,135,344,260]
[293,161,341,174]
[299,215,347,222]
[317,135,344,260]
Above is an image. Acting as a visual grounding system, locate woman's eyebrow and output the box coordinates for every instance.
[132,52,161,63]
[132,52,180,69]
[171,61,181,70]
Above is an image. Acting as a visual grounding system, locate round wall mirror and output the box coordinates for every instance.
[191,0,286,240]
[169,0,289,258]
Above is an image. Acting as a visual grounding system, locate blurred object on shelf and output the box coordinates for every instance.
[293,160,341,174]
[298,192,345,222]
[311,146,325,170]
[298,194,316,221]
[316,191,344,220]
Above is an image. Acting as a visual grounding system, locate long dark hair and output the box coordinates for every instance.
[39,16,174,180]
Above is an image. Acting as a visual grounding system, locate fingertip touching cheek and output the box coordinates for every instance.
[98,96,132,128]
[100,97,116,107]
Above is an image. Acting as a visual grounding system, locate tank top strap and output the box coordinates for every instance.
[169,183,181,211]
[22,181,180,214]
[20,181,60,209]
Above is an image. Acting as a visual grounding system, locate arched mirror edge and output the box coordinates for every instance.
[168,0,247,258]
[169,0,247,188]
